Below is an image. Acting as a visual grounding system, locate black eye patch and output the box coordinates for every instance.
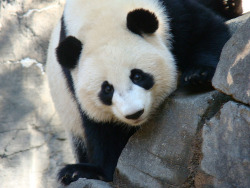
[98,81,114,106]
[130,69,154,90]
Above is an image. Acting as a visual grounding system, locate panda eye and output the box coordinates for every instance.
[102,81,114,95]
[99,81,114,106]
[130,69,154,90]
[104,84,113,94]
[132,72,142,83]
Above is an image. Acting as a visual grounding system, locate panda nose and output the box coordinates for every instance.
[125,109,144,120]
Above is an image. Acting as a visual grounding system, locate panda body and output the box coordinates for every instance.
[46,0,234,185]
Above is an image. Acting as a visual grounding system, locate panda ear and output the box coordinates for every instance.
[127,8,159,35]
[56,36,83,69]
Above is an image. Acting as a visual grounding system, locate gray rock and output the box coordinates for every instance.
[201,101,250,188]
[212,18,250,105]
[0,0,64,64]
[60,179,113,188]
[0,61,74,187]
[114,90,230,188]
[0,1,70,187]
[226,12,250,34]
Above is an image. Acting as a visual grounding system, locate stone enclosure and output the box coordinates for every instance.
[0,1,249,188]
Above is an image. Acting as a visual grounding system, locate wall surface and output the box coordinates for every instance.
[0,1,249,188]
[0,1,72,188]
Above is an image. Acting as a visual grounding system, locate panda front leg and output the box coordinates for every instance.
[57,134,104,185]
[176,0,231,88]
[57,119,138,186]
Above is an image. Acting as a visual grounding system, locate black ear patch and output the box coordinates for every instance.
[56,36,83,69]
[127,8,159,35]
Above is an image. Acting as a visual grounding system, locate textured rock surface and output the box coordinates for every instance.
[213,17,250,105]
[201,101,250,188]
[59,179,113,188]
[0,0,65,64]
[0,60,74,188]
[113,90,230,188]
[0,1,73,188]
[226,12,250,34]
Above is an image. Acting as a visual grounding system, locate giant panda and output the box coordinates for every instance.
[46,0,241,185]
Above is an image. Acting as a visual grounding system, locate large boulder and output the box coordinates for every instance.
[226,12,250,33]
[198,14,250,188]
[213,17,250,105]
[201,101,250,188]
[113,90,230,188]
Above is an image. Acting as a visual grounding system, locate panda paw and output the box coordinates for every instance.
[181,66,215,87]
[58,165,80,185]
[221,0,243,18]
[58,164,105,185]
[222,0,241,11]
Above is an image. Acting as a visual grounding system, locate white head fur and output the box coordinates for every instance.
[63,0,177,126]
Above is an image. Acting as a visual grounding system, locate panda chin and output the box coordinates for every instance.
[131,119,146,126]
[123,117,148,126]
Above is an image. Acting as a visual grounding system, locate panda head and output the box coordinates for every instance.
[56,8,177,126]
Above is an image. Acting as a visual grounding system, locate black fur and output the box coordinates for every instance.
[79,115,138,181]
[57,113,139,185]
[130,69,155,90]
[197,0,243,20]
[98,81,114,106]
[56,0,242,185]
[127,8,159,35]
[71,136,88,163]
[56,36,82,69]
[159,0,231,88]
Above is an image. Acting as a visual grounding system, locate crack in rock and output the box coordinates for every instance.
[0,142,46,158]
[20,4,59,18]
[3,129,20,154]
[182,93,231,187]
[0,128,28,134]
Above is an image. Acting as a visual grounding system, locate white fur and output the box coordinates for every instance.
[46,0,177,134]
[112,84,150,125]
[46,22,84,137]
